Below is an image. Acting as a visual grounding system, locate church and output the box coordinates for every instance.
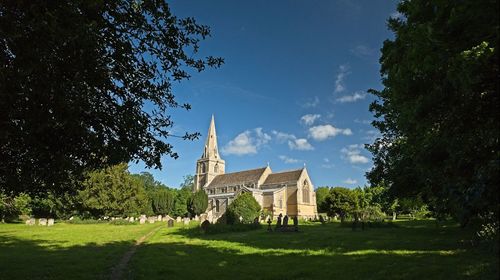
[193,116,318,221]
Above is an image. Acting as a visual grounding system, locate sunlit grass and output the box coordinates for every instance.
[0,220,497,279]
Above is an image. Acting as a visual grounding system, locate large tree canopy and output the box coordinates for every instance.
[0,1,222,194]
[367,0,498,225]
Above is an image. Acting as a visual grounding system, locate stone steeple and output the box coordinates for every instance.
[202,115,220,159]
[194,115,225,192]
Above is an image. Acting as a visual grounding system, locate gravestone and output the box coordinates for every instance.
[39,218,47,226]
[283,215,289,228]
[275,213,282,230]
[201,220,210,232]
[164,215,172,221]
[167,219,174,228]
[148,217,155,224]
[319,215,326,225]
[183,217,190,225]
[293,216,299,232]
[194,215,199,221]
[47,218,55,226]
[26,218,35,226]
[267,218,273,232]
[176,216,182,223]
[139,218,146,224]
[157,215,162,222]
[129,217,135,222]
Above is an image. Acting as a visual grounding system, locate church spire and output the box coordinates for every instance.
[202,114,219,159]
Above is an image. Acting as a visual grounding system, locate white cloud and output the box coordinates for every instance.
[272,130,314,151]
[336,91,367,103]
[334,64,349,93]
[271,130,295,143]
[279,155,300,164]
[288,138,314,151]
[222,128,271,156]
[341,144,370,164]
[350,45,374,57]
[343,178,358,185]
[303,96,320,108]
[300,114,321,126]
[308,125,352,141]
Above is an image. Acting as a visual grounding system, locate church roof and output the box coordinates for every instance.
[262,169,303,185]
[206,167,267,188]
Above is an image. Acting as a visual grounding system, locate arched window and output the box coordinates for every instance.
[201,163,206,173]
[216,200,220,212]
[214,163,219,173]
[303,180,310,203]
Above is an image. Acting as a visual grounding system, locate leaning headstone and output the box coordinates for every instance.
[176,216,182,223]
[139,218,146,224]
[38,218,47,226]
[201,220,210,232]
[69,216,74,221]
[47,218,55,226]
[167,219,174,228]
[183,217,190,225]
[164,215,173,221]
[25,218,35,226]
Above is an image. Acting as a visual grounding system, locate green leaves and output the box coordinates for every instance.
[0,1,222,194]
[367,0,499,226]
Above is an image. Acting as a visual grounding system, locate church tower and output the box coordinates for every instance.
[193,115,225,192]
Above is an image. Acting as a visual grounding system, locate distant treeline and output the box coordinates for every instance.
[0,163,207,221]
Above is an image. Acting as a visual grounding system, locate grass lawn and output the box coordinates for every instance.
[130,220,498,280]
[1,220,498,279]
[0,222,159,279]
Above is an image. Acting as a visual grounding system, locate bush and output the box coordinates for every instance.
[226,192,261,224]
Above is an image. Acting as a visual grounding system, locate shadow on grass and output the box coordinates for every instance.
[0,235,132,280]
[172,220,476,253]
[0,221,497,280]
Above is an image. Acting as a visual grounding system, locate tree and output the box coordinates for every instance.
[226,192,261,224]
[325,187,357,222]
[0,1,223,195]
[367,0,499,226]
[315,187,330,213]
[188,190,208,216]
[150,188,175,216]
[172,187,191,218]
[78,163,149,217]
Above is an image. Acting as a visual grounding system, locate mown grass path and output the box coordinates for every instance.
[110,225,163,280]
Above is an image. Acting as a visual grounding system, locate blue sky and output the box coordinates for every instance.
[129,0,401,189]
